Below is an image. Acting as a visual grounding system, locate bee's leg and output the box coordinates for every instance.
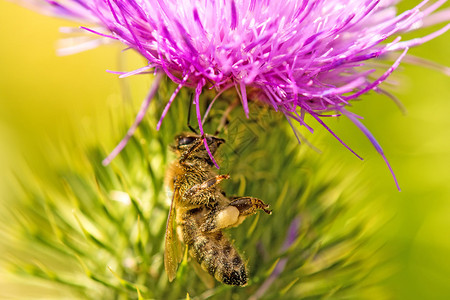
[183,174,230,199]
[229,197,272,216]
[201,197,271,232]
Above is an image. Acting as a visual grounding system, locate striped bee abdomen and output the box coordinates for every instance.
[180,211,247,286]
[191,231,247,286]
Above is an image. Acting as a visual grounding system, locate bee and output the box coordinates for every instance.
[164,132,272,286]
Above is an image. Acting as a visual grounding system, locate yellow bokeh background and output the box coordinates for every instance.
[0,1,449,299]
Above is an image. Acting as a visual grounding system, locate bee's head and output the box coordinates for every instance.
[171,132,225,161]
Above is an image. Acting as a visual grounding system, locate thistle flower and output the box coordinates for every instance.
[15,0,450,188]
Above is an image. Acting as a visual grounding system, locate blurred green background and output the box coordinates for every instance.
[0,1,449,299]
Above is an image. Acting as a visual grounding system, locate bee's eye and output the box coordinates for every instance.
[178,136,197,146]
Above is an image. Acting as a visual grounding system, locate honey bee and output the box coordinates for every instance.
[164,132,272,286]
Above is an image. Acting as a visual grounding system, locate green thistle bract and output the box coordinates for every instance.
[1,84,387,299]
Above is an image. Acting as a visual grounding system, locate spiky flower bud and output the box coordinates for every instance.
[1,94,389,299]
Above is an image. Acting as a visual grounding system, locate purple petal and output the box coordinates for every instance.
[341,108,401,190]
[102,72,163,166]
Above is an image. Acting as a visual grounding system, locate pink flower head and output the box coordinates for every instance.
[20,0,450,188]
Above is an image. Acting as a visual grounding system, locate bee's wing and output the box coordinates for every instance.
[164,191,182,282]
[190,258,215,289]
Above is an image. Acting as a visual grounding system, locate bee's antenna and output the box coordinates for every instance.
[187,92,198,134]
